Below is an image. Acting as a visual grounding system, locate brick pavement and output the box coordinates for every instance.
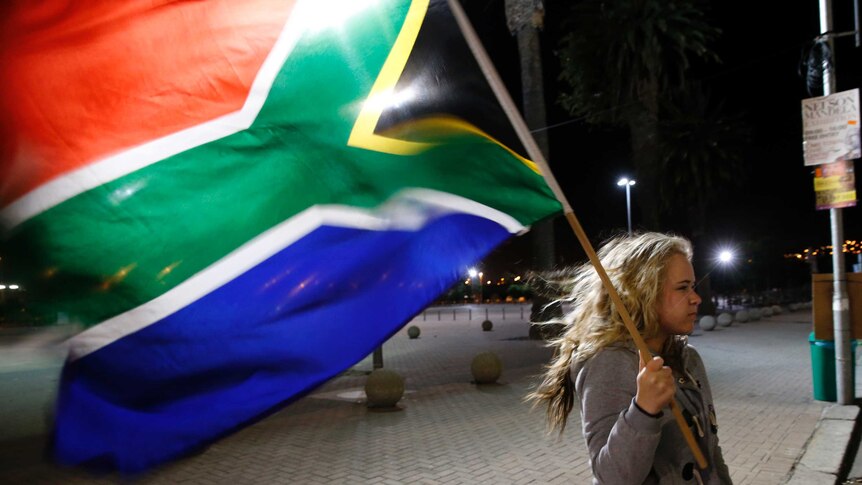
[0,306,845,484]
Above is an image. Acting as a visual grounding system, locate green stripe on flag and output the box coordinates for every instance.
[5,0,561,326]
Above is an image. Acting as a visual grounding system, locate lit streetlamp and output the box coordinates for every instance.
[616,177,636,234]
[715,249,736,309]
[468,268,484,303]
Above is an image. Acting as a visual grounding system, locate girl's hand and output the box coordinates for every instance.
[635,351,675,415]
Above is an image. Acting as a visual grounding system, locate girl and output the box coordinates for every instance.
[530,232,731,484]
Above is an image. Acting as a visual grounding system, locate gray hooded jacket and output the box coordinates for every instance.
[572,342,732,484]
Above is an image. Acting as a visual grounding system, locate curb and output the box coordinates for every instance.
[787,404,860,484]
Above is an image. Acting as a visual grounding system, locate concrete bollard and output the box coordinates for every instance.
[365,369,405,408]
[717,313,733,327]
[471,352,502,384]
[699,315,717,331]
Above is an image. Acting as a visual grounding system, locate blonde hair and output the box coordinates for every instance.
[528,232,693,433]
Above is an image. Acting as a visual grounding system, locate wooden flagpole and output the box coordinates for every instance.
[447,0,708,470]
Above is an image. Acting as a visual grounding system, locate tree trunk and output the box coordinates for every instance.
[505,0,562,339]
[690,194,716,315]
[628,105,660,231]
[627,75,661,231]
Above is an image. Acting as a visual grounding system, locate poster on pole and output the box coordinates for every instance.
[813,159,856,210]
[801,88,860,166]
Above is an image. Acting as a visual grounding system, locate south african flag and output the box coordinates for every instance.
[0,0,561,472]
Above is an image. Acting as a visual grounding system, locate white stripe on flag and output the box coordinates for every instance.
[67,188,525,361]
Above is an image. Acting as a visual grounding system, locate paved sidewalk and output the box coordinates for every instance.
[0,306,853,484]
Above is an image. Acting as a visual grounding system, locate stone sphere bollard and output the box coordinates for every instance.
[471,351,502,384]
[771,305,782,315]
[365,369,405,408]
[481,320,493,331]
[735,310,750,323]
[699,315,717,331]
[717,313,733,327]
[407,325,420,339]
[761,307,773,317]
[749,308,761,320]
[789,303,798,311]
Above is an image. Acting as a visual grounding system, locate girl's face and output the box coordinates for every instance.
[655,253,701,336]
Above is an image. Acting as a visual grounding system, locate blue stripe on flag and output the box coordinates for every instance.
[52,212,510,472]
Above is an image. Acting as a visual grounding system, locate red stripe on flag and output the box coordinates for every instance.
[0,0,295,206]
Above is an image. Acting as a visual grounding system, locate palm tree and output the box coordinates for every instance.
[504,0,562,338]
[657,83,750,314]
[657,84,748,222]
[556,0,719,229]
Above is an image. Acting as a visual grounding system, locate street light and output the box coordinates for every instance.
[616,177,636,234]
[714,248,738,309]
[468,268,483,303]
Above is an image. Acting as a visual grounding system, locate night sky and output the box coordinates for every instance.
[463,0,861,280]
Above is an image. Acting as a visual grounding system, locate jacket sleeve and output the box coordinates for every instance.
[574,349,662,484]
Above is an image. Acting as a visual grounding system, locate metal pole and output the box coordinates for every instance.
[625,184,633,234]
[855,0,860,46]
[831,209,852,404]
[819,0,853,404]
[373,347,383,369]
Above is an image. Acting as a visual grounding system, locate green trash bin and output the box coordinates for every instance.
[809,332,857,402]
